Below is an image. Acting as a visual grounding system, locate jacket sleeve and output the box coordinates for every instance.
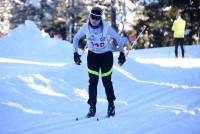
[73,24,87,53]
[108,26,128,52]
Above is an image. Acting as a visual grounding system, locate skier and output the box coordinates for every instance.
[73,6,128,117]
[172,11,186,58]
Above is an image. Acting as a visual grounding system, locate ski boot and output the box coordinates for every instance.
[86,105,96,118]
[107,102,115,117]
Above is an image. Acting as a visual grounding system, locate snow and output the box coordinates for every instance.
[135,58,200,68]
[0,57,66,67]
[0,20,200,134]
[26,0,41,8]
[13,0,24,5]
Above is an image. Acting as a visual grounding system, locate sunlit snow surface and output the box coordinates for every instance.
[0,21,200,134]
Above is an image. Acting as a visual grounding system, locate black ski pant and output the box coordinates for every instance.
[174,38,184,58]
[87,51,116,106]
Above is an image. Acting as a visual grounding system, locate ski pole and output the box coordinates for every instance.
[80,44,88,59]
[125,26,147,56]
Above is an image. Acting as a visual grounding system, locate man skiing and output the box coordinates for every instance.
[73,6,128,117]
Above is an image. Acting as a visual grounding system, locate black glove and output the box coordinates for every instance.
[118,52,126,66]
[74,52,82,65]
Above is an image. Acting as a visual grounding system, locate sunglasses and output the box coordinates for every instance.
[90,14,101,21]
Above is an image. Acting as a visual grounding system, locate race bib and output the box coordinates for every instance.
[88,35,107,50]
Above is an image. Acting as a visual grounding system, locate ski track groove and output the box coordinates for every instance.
[26,116,100,134]
[117,87,173,115]
[6,112,108,134]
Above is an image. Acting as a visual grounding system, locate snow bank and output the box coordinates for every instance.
[0,20,72,61]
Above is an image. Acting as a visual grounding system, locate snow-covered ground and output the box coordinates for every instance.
[0,21,200,134]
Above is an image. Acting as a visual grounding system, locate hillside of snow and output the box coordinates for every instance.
[0,21,200,134]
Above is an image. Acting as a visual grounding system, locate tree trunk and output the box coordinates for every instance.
[111,0,118,31]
